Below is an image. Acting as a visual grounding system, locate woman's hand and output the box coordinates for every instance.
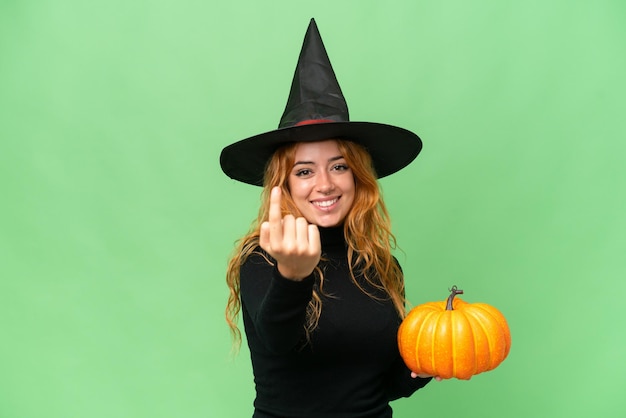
[411,372,443,382]
[259,187,321,281]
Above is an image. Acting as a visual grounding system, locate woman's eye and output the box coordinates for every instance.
[332,164,349,171]
[295,169,312,177]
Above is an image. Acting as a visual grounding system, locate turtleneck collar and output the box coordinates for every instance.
[318,225,347,253]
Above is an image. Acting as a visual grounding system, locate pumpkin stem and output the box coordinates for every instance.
[446,285,464,310]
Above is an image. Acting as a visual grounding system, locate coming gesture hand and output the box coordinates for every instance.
[259,187,321,281]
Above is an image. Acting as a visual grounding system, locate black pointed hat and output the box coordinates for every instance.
[220,18,422,186]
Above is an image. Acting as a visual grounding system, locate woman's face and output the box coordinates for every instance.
[287,140,355,228]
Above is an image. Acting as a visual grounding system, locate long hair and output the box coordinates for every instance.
[225,139,406,349]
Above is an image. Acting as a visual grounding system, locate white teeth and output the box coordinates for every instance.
[313,198,338,208]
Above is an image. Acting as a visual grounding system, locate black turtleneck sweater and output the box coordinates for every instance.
[239,226,430,418]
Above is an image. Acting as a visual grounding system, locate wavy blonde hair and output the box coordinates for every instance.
[225,139,406,348]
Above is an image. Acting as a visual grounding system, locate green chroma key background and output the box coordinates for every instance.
[1,0,624,417]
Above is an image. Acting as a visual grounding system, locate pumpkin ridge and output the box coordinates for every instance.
[466,307,502,371]
[430,312,444,376]
[436,310,456,378]
[463,310,479,379]
[413,309,435,373]
[417,310,438,374]
[450,311,457,378]
[474,303,511,357]
[482,305,511,367]
[465,308,491,373]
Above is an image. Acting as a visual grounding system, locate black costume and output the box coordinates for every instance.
[240,226,431,418]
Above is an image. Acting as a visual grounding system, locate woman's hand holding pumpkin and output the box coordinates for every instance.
[411,372,443,381]
[260,187,321,281]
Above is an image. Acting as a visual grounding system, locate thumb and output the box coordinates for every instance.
[259,221,270,252]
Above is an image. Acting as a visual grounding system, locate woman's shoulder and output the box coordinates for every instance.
[242,246,275,267]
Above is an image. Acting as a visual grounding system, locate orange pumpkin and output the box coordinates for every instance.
[398,286,511,380]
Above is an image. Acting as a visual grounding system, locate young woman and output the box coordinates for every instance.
[221,19,434,417]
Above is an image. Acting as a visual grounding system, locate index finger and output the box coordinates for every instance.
[267,186,283,225]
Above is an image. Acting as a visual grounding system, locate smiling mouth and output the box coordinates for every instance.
[312,197,339,209]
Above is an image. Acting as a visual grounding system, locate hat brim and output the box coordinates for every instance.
[220,121,422,186]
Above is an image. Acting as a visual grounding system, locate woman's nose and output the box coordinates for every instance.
[316,171,335,194]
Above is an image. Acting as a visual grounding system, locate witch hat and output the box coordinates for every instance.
[220,18,422,186]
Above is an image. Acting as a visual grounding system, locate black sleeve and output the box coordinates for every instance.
[239,250,315,354]
[386,256,431,400]
[385,355,432,401]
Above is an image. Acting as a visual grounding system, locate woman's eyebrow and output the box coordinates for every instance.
[293,160,314,166]
[293,155,344,166]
